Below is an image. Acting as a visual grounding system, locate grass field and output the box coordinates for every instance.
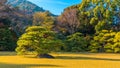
[0,52,120,68]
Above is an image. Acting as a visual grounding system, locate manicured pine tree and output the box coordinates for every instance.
[16,26,63,58]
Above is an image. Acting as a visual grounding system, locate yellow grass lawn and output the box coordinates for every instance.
[0,52,120,68]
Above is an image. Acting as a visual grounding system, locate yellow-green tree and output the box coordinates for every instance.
[78,0,116,32]
[65,32,87,52]
[16,26,63,58]
[113,32,120,53]
[33,11,54,30]
[89,30,116,52]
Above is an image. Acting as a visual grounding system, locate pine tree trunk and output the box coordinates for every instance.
[37,53,54,58]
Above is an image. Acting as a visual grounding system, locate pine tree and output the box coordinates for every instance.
[78,0,115,32]
[16,26,63,58]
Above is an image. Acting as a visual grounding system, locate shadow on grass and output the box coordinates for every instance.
[0,51,16,56]
[0,63,62,68]
[55,56,120,61]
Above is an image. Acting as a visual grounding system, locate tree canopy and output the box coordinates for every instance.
[2,0,120,54]
[16,26,63,56]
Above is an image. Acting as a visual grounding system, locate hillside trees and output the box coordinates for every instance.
[0,17,17,51]
[0,28,16,51]
[0,0,7,4]
[0,1,33,36]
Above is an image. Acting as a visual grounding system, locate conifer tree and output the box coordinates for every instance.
[79,0,115,32]
[16,26,63,57]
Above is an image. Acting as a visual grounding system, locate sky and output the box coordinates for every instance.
[27,0,81,15]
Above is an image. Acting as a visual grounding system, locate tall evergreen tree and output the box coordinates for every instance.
[78,0,116,32]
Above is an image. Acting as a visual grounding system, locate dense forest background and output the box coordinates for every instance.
[1,0,120,53]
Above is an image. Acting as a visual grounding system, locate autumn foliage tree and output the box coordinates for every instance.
[57,7,80,35]
[33,11,54,30]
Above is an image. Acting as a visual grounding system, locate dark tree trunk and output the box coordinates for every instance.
[37,54,54,58]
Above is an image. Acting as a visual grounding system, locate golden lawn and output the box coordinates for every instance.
[0,52,120,68]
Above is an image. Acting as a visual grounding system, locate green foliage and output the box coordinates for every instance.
[89,40,101,53]
[33,11,54,30]
[78,0,114,32]
[49,0,120,53]
[89,30,116,52]
[113,32,120,53]
[0,28,16,51]
[2,0,120,53]
[16,26,63,55]
[0,18,11,26]
[65,32,87,52]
